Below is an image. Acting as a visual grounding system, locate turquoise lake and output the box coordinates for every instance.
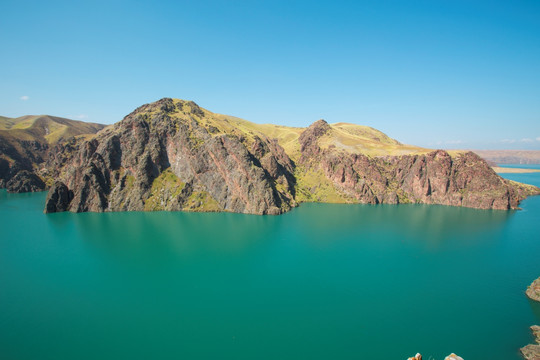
[1,168,539,360]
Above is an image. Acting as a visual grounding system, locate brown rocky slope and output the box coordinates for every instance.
[0,115,105,192]
[45,98,540,214]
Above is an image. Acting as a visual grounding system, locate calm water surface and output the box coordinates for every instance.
[1,172,539,360]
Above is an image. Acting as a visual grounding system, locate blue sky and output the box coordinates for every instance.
[1,0,540,150]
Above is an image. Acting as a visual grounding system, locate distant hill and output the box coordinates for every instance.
[0,115,106,192]
[472,150,540,165]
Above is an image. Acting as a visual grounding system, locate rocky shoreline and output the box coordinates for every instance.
[520,326,540,360]
[526,277,540,302]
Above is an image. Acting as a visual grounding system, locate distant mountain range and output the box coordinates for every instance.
[471,150,540,165]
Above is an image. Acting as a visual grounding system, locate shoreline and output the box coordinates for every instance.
[492,167,540,174]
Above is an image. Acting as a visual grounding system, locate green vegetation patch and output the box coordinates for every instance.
[295,166,351,203]
[183,190,221,212]
[144,168,185,211]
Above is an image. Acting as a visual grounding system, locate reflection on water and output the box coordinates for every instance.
[45,202,513,260]
[529,299,540,324]
[1,188,540,360]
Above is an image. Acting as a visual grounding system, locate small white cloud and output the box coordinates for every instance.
[536,137,540,142]
[501,139,516,144]
[76,114,88,120]
[520,138,533,143]
[445,140,463,145]
[20,95,29,101]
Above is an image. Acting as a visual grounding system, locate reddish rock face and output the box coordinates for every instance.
[298,120,539,210]
[45,98,296,215]
[44,100,540,214]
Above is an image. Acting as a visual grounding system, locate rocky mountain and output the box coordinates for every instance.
[44,98,539,214]
[0,115,106,192]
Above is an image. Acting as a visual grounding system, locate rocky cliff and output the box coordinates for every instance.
[295,120,538,210]
[44,98,540,214]
[46,99,295,214]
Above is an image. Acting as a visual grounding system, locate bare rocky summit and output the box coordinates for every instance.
[43,98,540,214]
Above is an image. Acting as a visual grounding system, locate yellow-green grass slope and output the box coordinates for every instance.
[0,115,106,145]
[0,115,107,167]
[167,99,430,161]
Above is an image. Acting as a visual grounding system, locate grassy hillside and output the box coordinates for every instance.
[0,115,106,144]
[167,99,430,160]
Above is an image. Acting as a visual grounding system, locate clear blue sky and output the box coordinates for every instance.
[2,0,540,150]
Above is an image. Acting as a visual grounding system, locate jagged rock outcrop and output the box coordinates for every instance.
[45,181,73,213]
[43,98,540,214]
[526,277,540,302]
[520,326,540,360]
[5,170,46,193]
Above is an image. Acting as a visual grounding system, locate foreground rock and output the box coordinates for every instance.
[407,353,463,360]
[44,98,540,215]
[445,354,464,360]
[526,277,540,302]
[520,326,540,360]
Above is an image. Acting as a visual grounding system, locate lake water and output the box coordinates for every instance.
[1,169,539,360]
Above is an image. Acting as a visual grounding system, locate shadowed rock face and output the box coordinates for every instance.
[44,99,540,214]
[5,170,46,193]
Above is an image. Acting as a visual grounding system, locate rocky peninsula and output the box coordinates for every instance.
[42,98,540,214]
[526,277,540,302]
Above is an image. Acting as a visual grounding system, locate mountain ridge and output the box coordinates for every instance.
[42,98,539,214]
